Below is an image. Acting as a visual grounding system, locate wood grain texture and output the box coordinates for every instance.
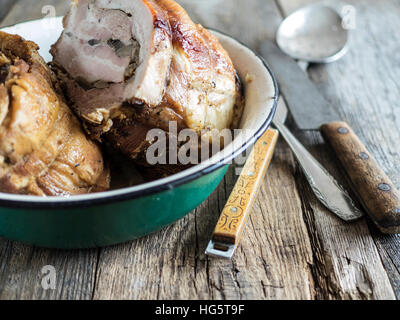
[212,129,279,246]
[92,146,315,300]
[273,0,395,300]
[321,121,400,233]
[296,0,400,297]
[0,0,398,300]
[0,241,98,299]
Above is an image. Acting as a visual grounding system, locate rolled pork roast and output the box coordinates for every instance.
[0,31,110,196]
[51,0,244,163]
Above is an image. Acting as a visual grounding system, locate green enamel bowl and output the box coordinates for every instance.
[0,18,278,249]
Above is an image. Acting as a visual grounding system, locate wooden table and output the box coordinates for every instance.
[0,0,399,300]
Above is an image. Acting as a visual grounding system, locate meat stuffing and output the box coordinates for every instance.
[0,31,110,196]
[51,0,244,162]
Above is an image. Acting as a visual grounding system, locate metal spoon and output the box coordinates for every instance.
[276,4,349,63]
[268,4,362,221]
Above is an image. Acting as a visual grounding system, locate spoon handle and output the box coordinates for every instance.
[205,129,279,259]
[321,122,400,233]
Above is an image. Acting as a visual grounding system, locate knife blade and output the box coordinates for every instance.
[273,98,363,222]
[261,39,339,130]
[260,39,400,234]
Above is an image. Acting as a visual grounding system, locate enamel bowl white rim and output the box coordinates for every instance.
[0,17,278,208]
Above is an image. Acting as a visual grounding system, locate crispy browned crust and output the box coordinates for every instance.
[0,31,110,196]
[154,0,238,117]
[155,0,234,74]
[0,31,57,88]
[52,0,243,168]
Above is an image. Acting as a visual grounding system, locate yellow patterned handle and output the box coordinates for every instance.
[212,129,279,245]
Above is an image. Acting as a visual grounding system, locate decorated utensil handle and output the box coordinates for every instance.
[205,129,279,259]
[321,122,400,234]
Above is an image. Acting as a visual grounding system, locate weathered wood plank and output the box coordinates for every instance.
[307,0,400,298]
[0,240,98,299]
[276,0,398,299]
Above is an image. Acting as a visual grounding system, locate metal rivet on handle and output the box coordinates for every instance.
[248,171,254,177]
[263,141,268,146]
[337,127,349,134]
[378,183,391,192]
[231,207,238,213]
[359,152,369,160]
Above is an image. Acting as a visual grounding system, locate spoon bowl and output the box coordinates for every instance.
[276,4,349,63]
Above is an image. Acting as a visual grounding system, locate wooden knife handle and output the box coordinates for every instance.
[321,121,400,233]
[212,129,279,245]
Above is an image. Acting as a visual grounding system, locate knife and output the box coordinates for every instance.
[260,39,400,234]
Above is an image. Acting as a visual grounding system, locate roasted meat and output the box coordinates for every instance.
[51,0,243,162]
[0,31,110,196]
